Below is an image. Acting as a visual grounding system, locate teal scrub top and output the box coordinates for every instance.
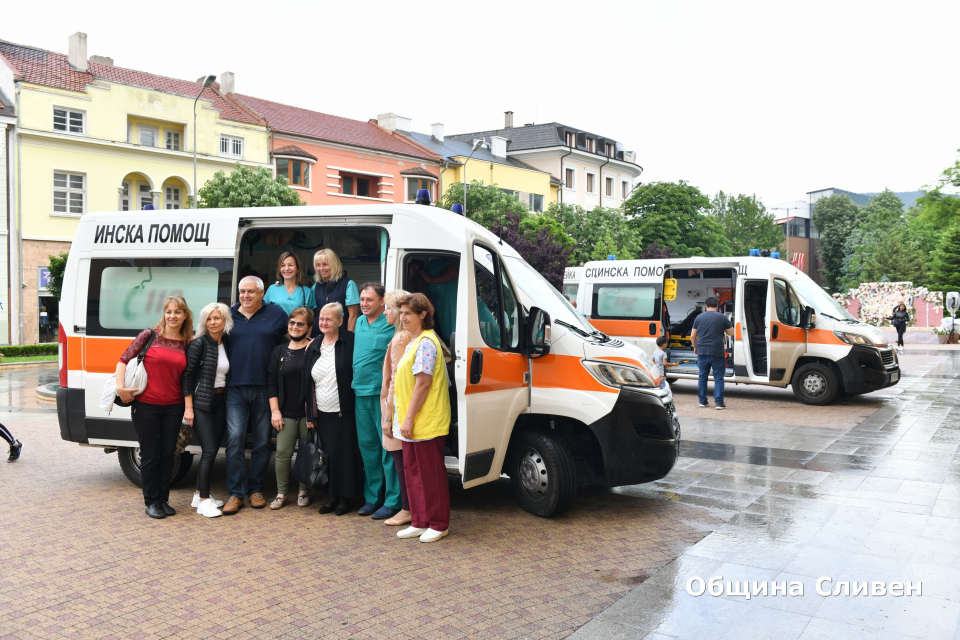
[351,313,395,395]
[427,258,458,345]
[263,283,316,316]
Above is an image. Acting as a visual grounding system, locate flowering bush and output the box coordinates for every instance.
[832,282,943,326]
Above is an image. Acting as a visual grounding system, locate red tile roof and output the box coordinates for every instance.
[232,93,440,162]
[0,39,256,124]
[273,145,318,161]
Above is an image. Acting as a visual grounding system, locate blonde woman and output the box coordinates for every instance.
[264,252,316,316]
[379,289,412,526]
[312,249,359,333]
[116,296,194,519]
[182,302,234,518]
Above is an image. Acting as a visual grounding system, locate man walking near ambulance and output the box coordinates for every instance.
[691,296,734,410]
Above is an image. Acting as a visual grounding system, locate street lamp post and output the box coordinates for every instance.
[193,75,217,209]
[462,139,485,217]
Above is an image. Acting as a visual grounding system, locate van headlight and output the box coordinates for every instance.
[583,360,656,389]
[834,331,874,346]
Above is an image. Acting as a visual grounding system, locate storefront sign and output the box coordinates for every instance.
[38,267,52,291]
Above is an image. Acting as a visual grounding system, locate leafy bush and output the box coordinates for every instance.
[0,344,59,357]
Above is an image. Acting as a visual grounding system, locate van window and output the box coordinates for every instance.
[562,283,578,304]
[592,283,661,321]
[86,258,234,336]
[773,278,801,326]
[473,245,520,351]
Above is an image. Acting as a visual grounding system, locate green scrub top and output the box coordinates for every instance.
[263,283,316,316]
[351,312,395,395]
[427,258,458,345]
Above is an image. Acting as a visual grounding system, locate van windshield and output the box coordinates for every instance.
[790,279,857,322]
[503,256,594,333]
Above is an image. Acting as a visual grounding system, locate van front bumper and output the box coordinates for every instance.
[587,388,680,487]
[836,345,900,394]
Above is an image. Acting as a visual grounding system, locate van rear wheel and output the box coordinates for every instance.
[791,363,839,405]
[507,430,576,517]
[117,447,194,488]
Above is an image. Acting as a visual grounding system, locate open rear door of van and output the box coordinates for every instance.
[454,235,529,488]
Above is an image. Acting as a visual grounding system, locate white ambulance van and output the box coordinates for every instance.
[562,267,583,307]
[57,205,680,517]
[577,256,900,405]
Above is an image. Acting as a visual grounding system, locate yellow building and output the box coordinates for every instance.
[377,114,558,211]
[0,34,270,344]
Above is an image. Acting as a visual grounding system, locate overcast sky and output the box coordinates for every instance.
[5,0,959,207]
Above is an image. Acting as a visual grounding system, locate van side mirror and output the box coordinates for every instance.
[801,306,816,330]
[526,307,551,358]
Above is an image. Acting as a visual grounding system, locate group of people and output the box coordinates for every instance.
[117,248,454,543]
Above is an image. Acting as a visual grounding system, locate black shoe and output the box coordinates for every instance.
[7,440,21,462]
[161,503,176,516]
[318,499,337,515]
[145,503,166,519]
[715,403,726,411]
[357,502,378,516]
[334,500,352,516]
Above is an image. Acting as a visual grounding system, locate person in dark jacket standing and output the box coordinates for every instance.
[312,249,359,334]
[887,303,910,353]
[222,276,289,515]
[182,302,233,518]
[267,306,314,509]
[302,302,361,516]
[691,296,734,410]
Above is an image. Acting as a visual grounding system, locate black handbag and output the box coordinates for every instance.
[292,428,328,490]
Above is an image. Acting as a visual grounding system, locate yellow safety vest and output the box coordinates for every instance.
[395,329,451,441]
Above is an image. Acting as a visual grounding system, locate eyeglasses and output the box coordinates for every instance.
[288,321,307,328]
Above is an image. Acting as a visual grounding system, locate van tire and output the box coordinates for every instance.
[118,447,194,488]
[791,363,839,405]
[507,430,576,518]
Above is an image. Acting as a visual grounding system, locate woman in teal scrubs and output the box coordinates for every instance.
[264,252,316,316]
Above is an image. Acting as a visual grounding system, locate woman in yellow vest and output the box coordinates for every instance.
[393,293,452,543]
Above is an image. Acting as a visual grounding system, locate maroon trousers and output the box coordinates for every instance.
[401,436,450,531]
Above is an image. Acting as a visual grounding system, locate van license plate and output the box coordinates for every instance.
[891,371,899,382]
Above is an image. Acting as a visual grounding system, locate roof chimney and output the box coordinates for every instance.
[491,135,507,159]
[376,113,411,133]
[89,55,113,67]
[220,71,235,94]
[504,111,514,128]
[68,32,88,72]
[431,123,444,143]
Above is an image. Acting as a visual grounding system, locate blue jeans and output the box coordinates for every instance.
[697,355,726,405]
[225,385,272,498]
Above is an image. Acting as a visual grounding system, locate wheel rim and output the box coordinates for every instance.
[130,447,142,471]
[517,447,548,499]
[802,372,827,396]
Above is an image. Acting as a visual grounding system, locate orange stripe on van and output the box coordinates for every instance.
[807,328,846,345]
[735,322,742,341]
[67,336,84,370]
[70,336,131,373]
[531,354,617,394]
[589,319,660,337]
[465,348,527,395]
[771,322,806,343]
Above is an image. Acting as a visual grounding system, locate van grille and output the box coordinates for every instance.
[880,350,895,367]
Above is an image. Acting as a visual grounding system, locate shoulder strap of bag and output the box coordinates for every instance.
[137,329,156,364]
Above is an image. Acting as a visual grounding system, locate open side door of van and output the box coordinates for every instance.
[768,276,807,383]
[455,237,530,488]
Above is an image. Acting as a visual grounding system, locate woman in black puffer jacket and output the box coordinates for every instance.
[887,303,910,352]
[182,302,233,517]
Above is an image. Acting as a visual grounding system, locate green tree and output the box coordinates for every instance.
[839,190,908,289]
[544,203,642,264]
[623,181,731,258]
[860,231,926,284]
[197,163,304,208]
[811,193,863,290]
[709,191,783,256]
[439,180,528,229]
[46,251,69,302]
[930,224,960,293]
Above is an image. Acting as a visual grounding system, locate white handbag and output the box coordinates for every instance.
[98,330,155,414]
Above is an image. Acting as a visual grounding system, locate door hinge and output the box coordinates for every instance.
[523,371,531,384]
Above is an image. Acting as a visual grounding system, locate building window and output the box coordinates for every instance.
[529,194,544,213]
[166,131,181,151]
[622,181,630,200]
[139,125,158,148]
[139,184,152,210]
[586,138,596,153]
[564,167,575,190]
[53,172,85,214]
[53,108,84,134]
[127,122,133,143]
[586,173,595,194]
[276,158,310,188]
[565,132,576,147]
[499,188,520,200]
[165,187,181,209]
[406,178,434,201]
[606,143,615,158]
[342,174,370,198]
[220,135,243,159]
[120,181,131,211]
[605,176,614,197]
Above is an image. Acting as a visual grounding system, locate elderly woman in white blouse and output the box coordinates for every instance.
[302,303,361,516]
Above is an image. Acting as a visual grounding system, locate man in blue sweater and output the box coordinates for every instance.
[222,276,289,514]
[691,296,734,410]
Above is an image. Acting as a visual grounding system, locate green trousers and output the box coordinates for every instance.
[355,395,401,509]
[275,416,309,495]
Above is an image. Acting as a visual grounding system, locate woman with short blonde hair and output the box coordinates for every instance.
[312,249,359,333]
[195,302,234,338]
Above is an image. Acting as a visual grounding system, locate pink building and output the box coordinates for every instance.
[223,77,442,205]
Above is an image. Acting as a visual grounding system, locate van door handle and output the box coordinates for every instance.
[470,349,483,384]
[771,324,779,340]
[649,322,656,336]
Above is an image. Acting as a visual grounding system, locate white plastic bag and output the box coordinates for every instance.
[97,332,152,414]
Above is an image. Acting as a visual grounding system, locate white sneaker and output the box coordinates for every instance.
[192,493,224,509]
[197,498,222,518]
[397,526,428,539]
[419,528,449,543]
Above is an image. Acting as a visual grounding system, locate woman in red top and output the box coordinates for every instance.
[116,296,194,519]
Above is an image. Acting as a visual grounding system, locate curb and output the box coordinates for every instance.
[37,383,59,401]
[0,361,58,369]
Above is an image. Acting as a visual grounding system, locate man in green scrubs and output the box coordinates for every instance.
[416,258,459,346]
[352,283,402,519]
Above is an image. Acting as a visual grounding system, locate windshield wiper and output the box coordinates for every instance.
[556,320,605,340]
[819,312,859,325]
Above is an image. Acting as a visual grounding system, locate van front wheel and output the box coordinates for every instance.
[791,363,839,405]
[117,447,194,488]
[507,430,576,517]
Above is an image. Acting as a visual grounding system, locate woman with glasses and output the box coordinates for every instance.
[267,306,315,509]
